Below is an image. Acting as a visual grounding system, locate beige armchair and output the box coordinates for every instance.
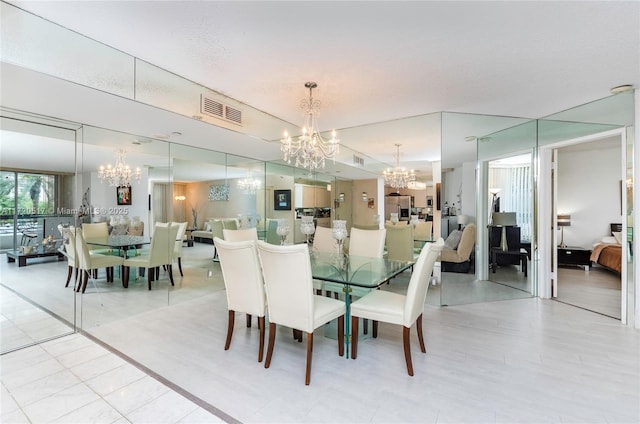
[440,223,476,273]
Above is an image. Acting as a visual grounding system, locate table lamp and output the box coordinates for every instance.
[557,214,571,248]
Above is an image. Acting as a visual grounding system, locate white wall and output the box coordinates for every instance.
[88,169,150,224]
[557,142,622,248]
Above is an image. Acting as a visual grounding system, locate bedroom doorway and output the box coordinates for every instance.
[540,129,626,320]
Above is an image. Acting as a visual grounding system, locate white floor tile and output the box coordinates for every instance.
[22,382,101,423]
[103,376,170,416]
[53,398,124,424]
[125,390,198,424]
[85,364,146,397]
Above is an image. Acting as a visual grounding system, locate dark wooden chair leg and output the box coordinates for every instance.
[363,318,368,335]
[265,322,276,368]
[178,257,183,276]
[123,266,129,288]
[167,264,174,286]
[373,320,378,338]
[416,313,426,353]
[246,314,252,328]
[148,267,154,290]
[351,315,359,359]
[65,266,73,287]
[258,316,265,363]
[292,329,302,342]
[337,315,344,357]
[224,310,234,350]
[403,326,414,376]
[305,332,313,385]
[80,271,89,293]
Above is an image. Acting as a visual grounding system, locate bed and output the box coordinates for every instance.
[590,223,622,274]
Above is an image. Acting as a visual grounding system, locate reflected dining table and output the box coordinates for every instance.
[309,251,414,358]
[85,235,151,288]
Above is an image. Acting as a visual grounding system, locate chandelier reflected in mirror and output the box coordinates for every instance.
[383,144,415,189]
[97,149,141,187]
[237,172,261,194]
[281,82,340,171]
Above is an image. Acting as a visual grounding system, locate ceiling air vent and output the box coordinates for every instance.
[353,154,365,167]
[200,95,243,125]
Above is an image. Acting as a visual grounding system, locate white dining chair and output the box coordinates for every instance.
[123,222,180,290]
[69,228,125,293]
[256,241,345,385]
[223,228,258,242]
[172,221,188,276]
[58,224,78,288]
[311,226,336,253]
[350,238,444,376]
[214,237,267,362]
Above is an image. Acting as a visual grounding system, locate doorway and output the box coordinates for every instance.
[539,129,626,321]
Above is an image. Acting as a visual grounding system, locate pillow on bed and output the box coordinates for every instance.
[612,231,622,244]
[601,236,618,244]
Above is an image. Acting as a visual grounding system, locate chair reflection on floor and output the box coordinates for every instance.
[350,238,444,376]
[256,241,345,385]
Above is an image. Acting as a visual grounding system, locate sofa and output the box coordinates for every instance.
[191,218,240,244]
[440,223,476,273]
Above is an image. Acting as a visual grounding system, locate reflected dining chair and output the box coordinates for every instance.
[209,219,225,261]
[172,221,188,276]
[265,219,280,245]
[82,221,111,256]
[350,238,444,376]
[385,223,415,262]
[223,228,258,242]
[69,228,125,293]
[256,241,345,385]
[123,222,180,290]
[214,237,267,362]
[311,225,336,253]
[58,224,78,288]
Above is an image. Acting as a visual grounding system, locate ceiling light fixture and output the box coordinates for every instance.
[610,84,634,94]
[383,144,415,189]
[237,171,261,194]
[281,82,340,171]
[97,149,141,187]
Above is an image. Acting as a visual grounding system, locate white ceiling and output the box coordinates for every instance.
[3,0,639,181]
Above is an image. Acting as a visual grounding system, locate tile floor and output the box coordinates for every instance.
[1,244,639,423]
[1,333,224,423]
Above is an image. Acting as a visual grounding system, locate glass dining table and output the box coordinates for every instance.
[85,235,151,288]
[309,251,414,358]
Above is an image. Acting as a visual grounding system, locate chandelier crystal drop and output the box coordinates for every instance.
[237,172,261,194]
[383,144,416,189]
[97,149,141,187]
[281,82,340,171]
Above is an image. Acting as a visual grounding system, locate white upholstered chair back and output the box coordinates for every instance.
[58,224,77,265]
[413,221,432,240]
[312,226,336,253]
[223,228,258,242]
[149,222,180,267]
[349,228,386,258]
[215,238,266,317]
[384,223,415,261]
[403,238,444,326]
[172,221,188,257]
[256,241,315,333]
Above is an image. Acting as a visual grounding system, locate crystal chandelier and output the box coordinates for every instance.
[97,149,141,187]
[281,82,340,171]
[383,144,416,189]
[237,172,261,194]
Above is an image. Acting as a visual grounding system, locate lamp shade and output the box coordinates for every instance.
[492,212,517,226]
[557,214,571,226]
[457,214,469,225]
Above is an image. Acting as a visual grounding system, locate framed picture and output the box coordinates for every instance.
[274,189,291,210]
[117,186,132,205]
[209,184,230,201]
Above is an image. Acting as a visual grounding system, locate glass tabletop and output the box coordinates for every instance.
[85,235,150,248]
[310,252,413,288]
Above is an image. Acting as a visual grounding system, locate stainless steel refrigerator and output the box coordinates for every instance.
[384,195,411,221]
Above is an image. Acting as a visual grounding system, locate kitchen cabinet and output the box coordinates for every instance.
[294,184,330,208]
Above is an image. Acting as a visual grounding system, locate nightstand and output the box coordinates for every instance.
[558,246,591,270]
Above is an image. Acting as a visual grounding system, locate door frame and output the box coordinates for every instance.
[538,128,627,323]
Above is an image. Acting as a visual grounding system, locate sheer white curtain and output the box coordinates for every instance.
[489,164,532,241]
